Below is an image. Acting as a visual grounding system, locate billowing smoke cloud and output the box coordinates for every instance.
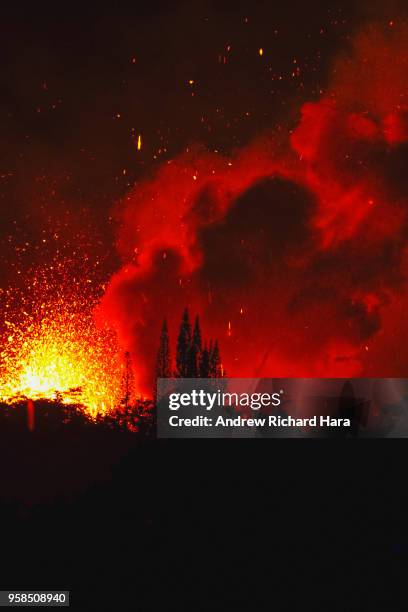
[98,23,408,393]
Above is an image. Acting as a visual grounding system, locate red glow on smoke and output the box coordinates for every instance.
[99,23,408,393]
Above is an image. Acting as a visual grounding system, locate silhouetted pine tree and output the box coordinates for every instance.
[193,316,202,353]
[176,308,192,377]
[187,316,202,377]
[209,340,222,378]
[199,342,210,377]
[156,318,171,378]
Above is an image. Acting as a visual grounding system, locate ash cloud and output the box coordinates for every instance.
[98,23,408,392]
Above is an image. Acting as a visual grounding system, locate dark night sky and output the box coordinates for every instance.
[0,0,400,281]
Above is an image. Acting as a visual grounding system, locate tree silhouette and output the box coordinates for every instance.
[176,308,192,377]
[159,309,224,380]
[187,316,202,377]
[199,342,210,377]
[209,340,222,378]
[156,318,171,378]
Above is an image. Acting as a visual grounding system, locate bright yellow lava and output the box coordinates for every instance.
[0,269,124,417]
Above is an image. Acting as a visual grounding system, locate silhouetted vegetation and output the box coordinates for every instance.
[157,307,225,379]
[156,318,171,378]
[0,397,155,436]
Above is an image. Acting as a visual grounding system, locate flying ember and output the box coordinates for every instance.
[0,263,125,416]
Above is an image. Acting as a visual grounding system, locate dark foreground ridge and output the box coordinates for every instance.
[0,401,407,609]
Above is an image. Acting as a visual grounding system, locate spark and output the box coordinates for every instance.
[259,48,264,56]
[137,134,142,150]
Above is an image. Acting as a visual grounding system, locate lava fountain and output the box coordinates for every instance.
[0,261,125,417]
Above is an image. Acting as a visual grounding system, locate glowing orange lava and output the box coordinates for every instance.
[0,263,125,417]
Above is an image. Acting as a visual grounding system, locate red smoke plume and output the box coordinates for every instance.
[98,23,408,393]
